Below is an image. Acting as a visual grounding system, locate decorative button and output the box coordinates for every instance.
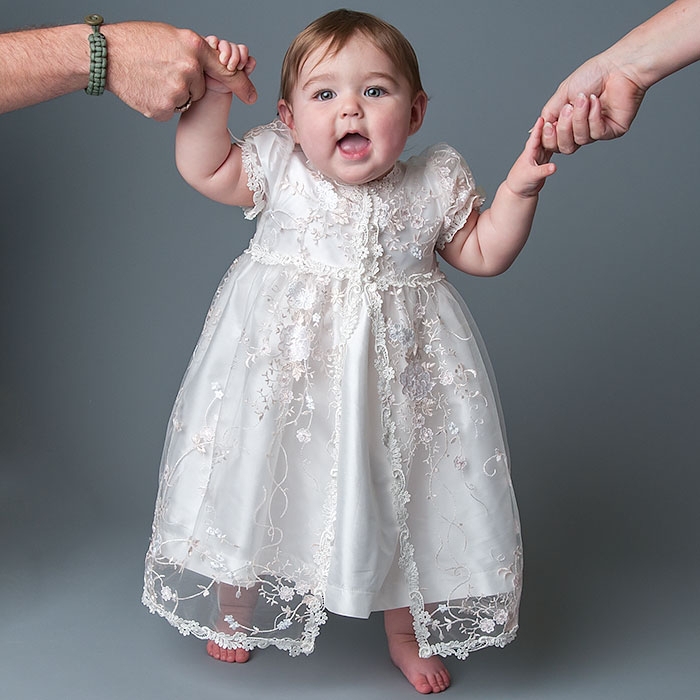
[84,14,104,26]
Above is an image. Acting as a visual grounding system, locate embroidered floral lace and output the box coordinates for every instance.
[143,121,522,659]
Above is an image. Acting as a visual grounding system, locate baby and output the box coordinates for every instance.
[144,10,554,694]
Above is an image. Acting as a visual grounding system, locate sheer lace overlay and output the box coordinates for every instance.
[143,121,522,659]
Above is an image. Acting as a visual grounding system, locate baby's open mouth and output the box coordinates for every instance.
[337,133,370,155]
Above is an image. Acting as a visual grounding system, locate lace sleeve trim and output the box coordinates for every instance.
[429,144,486,250]
[235,121,295,220]
[237,131,267,221]
[437,187,485,250]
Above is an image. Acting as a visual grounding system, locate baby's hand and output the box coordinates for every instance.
[204,36,256,93]
[506,117,556,198]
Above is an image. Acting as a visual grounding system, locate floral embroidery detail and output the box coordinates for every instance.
[296,429,311,444]
[224,615,240,630]
[454,456,468,471]
[387,320,416,349]
[315,179,340,211]
[280,324,312,363]
[484,448,507,477]
[439,371,454,386]
[419,427,434,444]
[494,609,509,625]
[479,618,496,633]
[192,426,215,453]
[400,360,435,402]
[279,586,295,602]
[206,526,226,541]
[287,279,317,311]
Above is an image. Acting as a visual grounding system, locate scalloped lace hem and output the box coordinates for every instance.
[142,591,319,657]
[142,590,517,659]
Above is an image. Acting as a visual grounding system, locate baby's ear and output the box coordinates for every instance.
[277,100,297,136]
[409,91,428,135]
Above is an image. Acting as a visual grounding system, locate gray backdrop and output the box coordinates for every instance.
[1,1,698,698]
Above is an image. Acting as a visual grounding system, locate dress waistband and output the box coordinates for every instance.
[247,243,446,290]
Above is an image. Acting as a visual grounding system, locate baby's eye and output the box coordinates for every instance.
[314,90,336,101]
[364,86,386,98]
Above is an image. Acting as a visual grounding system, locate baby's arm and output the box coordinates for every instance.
[440,118,556,276]
[175,38,256,206]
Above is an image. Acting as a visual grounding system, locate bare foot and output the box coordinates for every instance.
[384,607,451,694]
[206,641,251,663]
[206,583,258,664]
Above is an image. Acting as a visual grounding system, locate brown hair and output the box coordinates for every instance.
[279,9,424,102]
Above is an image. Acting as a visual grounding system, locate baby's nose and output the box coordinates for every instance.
[340,99,362,118]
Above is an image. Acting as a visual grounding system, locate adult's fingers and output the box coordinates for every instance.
[571,93,593,146]
[223,68,257,104]
[555,104,578,154]
[200,44,257,104]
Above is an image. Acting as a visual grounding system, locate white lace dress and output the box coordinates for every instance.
[142,120,523,659]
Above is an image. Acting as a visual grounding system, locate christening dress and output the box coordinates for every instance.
[142,120,523,660]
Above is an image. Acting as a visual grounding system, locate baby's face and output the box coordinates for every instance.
[278,35,426,185]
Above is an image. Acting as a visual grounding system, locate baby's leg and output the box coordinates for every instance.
[384,607,451,694]
[206,582,259,663]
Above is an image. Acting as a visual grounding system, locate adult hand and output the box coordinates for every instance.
[105,22,257,121]
[540,55,646,153]
[201,36,256,94]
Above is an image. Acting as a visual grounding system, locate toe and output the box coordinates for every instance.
[206,641,239,663]
[206,641,252,663]
[206,640,221,660]
[414,675,433,694]
[234,648,251,663]
[427,668,451,693]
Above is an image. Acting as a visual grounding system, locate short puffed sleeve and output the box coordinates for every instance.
[426,144,485,250]
[237,120,295,219]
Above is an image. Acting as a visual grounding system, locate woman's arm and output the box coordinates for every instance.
[541,0,700,153]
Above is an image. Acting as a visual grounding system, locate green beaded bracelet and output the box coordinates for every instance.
[84,14,107,96]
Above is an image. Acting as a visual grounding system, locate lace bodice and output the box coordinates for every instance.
[239,120,484,285]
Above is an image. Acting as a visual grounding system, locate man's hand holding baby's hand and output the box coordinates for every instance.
[204,36,256,95]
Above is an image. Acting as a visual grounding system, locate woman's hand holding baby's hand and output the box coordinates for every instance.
[203,36,256,95]
[505,117,556,198]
